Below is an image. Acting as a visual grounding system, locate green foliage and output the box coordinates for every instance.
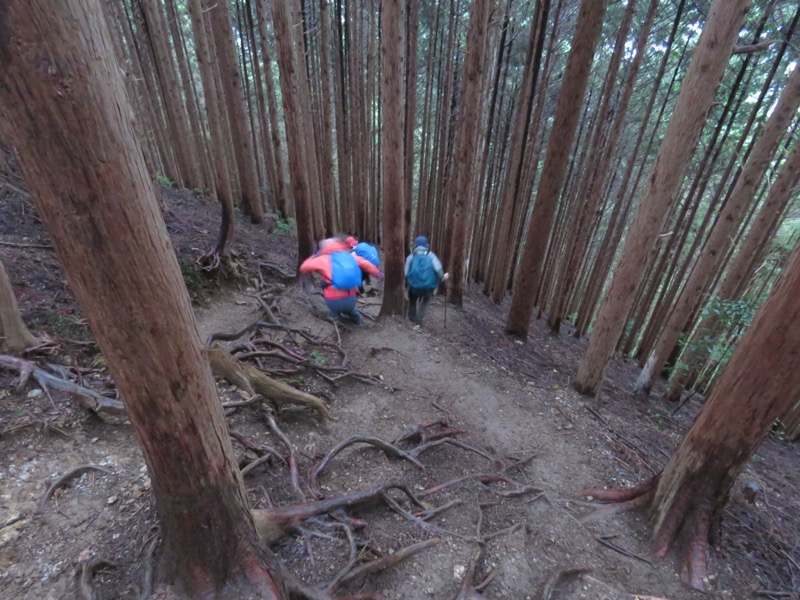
[156,172,175,188]
[178,256,202,288]
[276,219,296,234]
[672,295,758,381]
[310,349,327,365]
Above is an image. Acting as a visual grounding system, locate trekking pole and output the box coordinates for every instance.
[443,276,449,329]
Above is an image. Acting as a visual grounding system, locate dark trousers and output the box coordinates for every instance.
[325,296,363,325]
[359,271,371,294]
[408,287,433,323]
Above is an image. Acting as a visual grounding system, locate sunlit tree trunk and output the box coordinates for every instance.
[0,1,286,596]
[574,0,752,396]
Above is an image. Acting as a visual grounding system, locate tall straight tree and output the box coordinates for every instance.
[271,0,317,264]
[379,0,407,316]
[587,236,800,588]
[634,64,800,392]
[207,0,265,222]
[574,0,753,396]
[485,0,550,304]
[446,0,493,306]
[504,0,609,337]
[0,0,286,596]
[187,0,237,257]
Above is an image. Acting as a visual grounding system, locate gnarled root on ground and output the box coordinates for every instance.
[0,354,126,422]
[579,475,659,524]
[579,473,717,590]
[251,484,426,546]
[208,344,330,420]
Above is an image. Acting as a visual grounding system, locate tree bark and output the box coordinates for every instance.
[635,63,800,393]
[486,0,550,304]
[271,0,317,264]
[649,236,800,588]
[445,0,492,306]
[0,1,285,596]
[187,0,237,257]
[505,0,609,337]
[379,0,407,316]
[207,0,265,223]
[667,135,800,400]
[573,0,752,396]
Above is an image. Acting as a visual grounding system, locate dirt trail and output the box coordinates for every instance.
[2,183,796,599]
[194,287,702,600]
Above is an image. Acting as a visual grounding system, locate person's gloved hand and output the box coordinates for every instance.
[443,272,450,281]
[377,271,385,280]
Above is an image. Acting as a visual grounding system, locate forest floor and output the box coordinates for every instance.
[1,176,799,600]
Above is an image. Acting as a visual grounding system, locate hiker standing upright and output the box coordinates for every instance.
[346,236,381,294]
[300,237,383,325]
[405,236,448,325]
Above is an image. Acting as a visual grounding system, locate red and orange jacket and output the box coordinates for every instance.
[299,240,382,299]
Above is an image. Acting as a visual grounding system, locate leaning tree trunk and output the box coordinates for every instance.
[0,1,286,597]
[650,238,800,587]
[587,237,800,589]
[0,259,40,351]
[634,63,800,393]
[573,0,753,396]
[379,0,407,317]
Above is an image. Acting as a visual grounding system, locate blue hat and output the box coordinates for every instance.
[414,236,429,249]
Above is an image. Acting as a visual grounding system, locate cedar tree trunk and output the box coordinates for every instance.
[379,0,407,316]
[0,1,285,597]
[573,0,752,395]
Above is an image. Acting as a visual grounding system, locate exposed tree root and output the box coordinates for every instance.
[74,556,116,600]
[208,344,330,419]
[311,436,427,490]
[259,261,296,282]
[540,567,592,600]
[38,464,114,511]
[330,539,439,592]
[252,484,422,545]
[393,419,465,445]
[578,472,721,590]
[0,354,126,421]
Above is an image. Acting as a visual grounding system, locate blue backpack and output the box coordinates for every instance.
[329,251,362,290]
[407,251,438,290]
[354,242,380,266]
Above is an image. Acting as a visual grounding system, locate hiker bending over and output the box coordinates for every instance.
[346,236,380,294]
[405,236,448,325]
[300,237,383,326]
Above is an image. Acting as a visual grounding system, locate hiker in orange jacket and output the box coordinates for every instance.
[299,237,383,325]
